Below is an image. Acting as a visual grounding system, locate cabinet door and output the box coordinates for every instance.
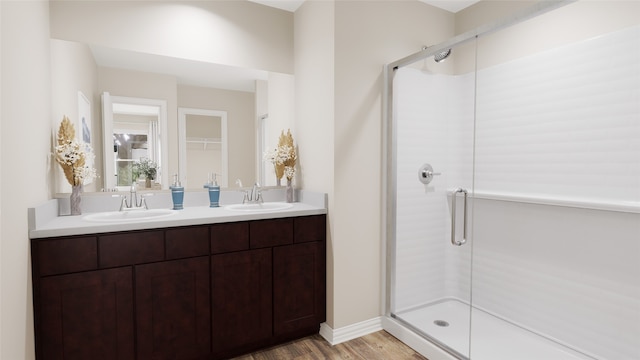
[273,242,325,335]
[38,267,134,360]
[135,257,210,360]
[211,249,272,356]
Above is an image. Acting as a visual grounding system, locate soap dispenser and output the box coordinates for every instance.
[204,173,220,208]
[170,174,184,210]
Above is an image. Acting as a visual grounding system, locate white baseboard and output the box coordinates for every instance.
[319,317,383,345]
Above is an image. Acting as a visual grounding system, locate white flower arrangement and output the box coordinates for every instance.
[264,130,297,182]
[55,116,97,186]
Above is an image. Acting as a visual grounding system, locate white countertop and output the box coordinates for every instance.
[29,189,327,239]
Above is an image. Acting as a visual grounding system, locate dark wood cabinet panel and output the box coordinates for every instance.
[211,248,272,356]
[135,256,211,360]
[166,226,209,259]
[211,222,249,254]
[35,236,97,276]
[249,218,293,248]
[99,230,164,268]
[294,215,326,243]
[38,267,134,360]
[273,242,325,336]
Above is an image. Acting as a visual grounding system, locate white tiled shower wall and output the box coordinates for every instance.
[474,25,640,203]
[393,25,639,359]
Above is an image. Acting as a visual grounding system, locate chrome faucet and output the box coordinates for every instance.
[119,182,149,211]
[242,182,263,204]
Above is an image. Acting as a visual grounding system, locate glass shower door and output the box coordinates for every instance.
[390,40,477,359]
[469,4,640,359]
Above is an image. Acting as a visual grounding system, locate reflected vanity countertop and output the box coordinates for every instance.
[29,189,327,239]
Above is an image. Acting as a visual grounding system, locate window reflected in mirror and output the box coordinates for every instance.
[103,93,167,191]
[113,132,148,187]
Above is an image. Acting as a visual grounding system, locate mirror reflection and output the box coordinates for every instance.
[179,108,228,189]
[51,38,294,193]
[104,94,168,190]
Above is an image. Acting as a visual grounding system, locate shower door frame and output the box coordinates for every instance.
[381,1,574,359]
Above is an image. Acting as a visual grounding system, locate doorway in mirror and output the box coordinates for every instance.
[178,108,228,189]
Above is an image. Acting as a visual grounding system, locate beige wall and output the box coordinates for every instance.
[1,2,50,359]
[50,1,293,74]
[332,0,455,330]
[294,0,336,324]
[293,0,455,329]
[474,0,640,70]
[178,85,255,187]
[0,1,2,350]
[454,1,640,74]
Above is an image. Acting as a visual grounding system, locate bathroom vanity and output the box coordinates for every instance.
[29,199,326,360]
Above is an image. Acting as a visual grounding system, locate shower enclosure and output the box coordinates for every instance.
[383,2,639,360]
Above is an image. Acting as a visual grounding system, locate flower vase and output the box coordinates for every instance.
[285,179,294,203]
[277,178,282,187]
[145,178,152,188]
[70,184,83,215]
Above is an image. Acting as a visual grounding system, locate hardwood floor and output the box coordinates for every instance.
[231,331,428,360]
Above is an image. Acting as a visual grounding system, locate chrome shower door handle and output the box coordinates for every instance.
[451,188,468,246]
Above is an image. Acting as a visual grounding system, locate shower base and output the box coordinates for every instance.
[393,299,594,360]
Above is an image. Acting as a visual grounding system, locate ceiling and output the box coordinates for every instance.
[249,0,481,13]
[90,44,268,92]
[419,0,481,13]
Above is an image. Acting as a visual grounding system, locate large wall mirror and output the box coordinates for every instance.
[51,39,294,193]
[49,0,295,194]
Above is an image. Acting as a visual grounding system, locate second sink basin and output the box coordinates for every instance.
[83,209,176,222]
[225,202,293,212]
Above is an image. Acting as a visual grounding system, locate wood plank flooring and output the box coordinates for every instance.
[231,331,428,360]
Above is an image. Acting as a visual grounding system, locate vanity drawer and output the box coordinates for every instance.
[36,236,98,276]
[250,218,293,249]
[294,215,326,243]
[211,222,249,254]
[99,230,164,267]
[166,226,209,259]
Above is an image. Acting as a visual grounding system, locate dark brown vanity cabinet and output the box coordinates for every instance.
[211,248,272,358]
[31,236,135,360]
[38,266,135,360]
[211,217,326,359]
[31,214,325,360]
[136,256,211,360]
[274,241,325,336]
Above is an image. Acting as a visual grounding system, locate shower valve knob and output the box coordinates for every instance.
[418,163,440,185]
[422,170,441,178]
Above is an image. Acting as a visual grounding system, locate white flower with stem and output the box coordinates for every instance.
[263,129,297,183]
[284,165,295,181]
[55,116,97,186]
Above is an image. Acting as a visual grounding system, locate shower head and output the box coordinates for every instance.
[423,46,452,63]
[434,48,451,63]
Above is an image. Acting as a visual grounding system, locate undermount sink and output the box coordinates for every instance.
[83,209,176,222]
[225,202,293,212]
